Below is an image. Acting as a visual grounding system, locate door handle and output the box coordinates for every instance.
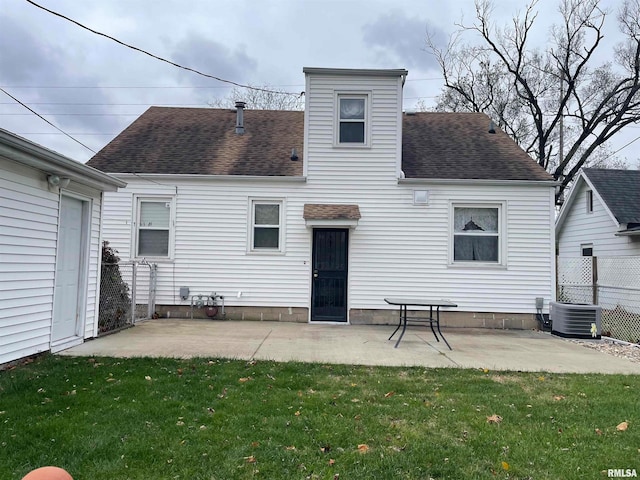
[313,270,318,278]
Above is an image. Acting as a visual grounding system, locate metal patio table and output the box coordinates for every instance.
[384,298,457,350]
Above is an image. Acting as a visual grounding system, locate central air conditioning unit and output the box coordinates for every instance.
[550,301,602,339]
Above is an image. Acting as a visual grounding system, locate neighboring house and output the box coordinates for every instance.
[556,168,640,257]
[87,67,556,328]
[0,129,126,365]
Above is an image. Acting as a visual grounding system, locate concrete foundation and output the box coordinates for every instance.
[155,305,538,330]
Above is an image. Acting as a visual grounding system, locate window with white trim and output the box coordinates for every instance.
[336,94,368,145]
[135,197,174,258]
[452,204,503,264]
[250,200,283,252]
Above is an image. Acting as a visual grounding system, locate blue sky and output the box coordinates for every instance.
[1,0,637,167]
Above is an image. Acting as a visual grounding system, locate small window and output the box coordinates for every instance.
[586,190,593,213]
[250,200,283,252]
[135,198,173,258]
[452,205,501,263]
[337,95,368,145]
[581,244,593,256]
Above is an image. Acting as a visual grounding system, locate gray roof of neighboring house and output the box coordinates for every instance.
[583,168,640,224]
[87,107,552,182]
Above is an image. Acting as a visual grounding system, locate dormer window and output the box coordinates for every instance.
[336,94,369,146]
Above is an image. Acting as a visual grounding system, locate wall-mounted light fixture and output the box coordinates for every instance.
[47,175,71,188]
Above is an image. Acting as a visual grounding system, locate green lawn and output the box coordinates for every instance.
[1,355,637,479]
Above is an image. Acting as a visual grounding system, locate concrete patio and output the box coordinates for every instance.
[60,319,640,374]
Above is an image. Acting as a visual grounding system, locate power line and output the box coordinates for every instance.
[0,88,97,153]
[25,0,302,98]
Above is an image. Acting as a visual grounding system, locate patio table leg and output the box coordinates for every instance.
[435,306,452,350]
[393,305,409,348]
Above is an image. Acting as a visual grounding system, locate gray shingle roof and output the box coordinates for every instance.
[87,107,304,176]
[583,168,640,224]
[87,107,552,182]
[401,112,552,181]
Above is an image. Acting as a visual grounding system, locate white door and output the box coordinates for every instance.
[52,196,85,342]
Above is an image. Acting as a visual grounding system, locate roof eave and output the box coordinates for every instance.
[0,129,126,191]
[399,178,558,187]
[112,173,307,183]
[303,67,408,77]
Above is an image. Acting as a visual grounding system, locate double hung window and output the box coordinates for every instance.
[135,198,173,258]
[336,94,368,145]
[250,200,283,252]
[452,205,503,264]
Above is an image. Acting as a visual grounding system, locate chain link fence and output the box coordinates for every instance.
[99,261,157,335]
[557,256,640,343]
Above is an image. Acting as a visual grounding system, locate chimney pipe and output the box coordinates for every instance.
[235,101,246,134]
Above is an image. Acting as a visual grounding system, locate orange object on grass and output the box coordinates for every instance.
[21,466,73,480]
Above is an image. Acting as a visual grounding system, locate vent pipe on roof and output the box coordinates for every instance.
[235,101,246,134]
[488,120,496,134]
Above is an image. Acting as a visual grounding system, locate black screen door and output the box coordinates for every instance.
[311,229,348,322]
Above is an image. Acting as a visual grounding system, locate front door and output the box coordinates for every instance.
[52,196,85,342]
[311,228,348,322]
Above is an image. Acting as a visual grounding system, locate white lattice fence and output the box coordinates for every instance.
[596,257,640,343]
[557,256,593,304]
[557,256,640,343]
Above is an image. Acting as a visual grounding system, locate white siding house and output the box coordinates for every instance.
[89,68,556,329]
[0,129,125,365]
[556,169,640,257]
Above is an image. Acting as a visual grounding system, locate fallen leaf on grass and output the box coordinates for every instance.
[294,410,301,416]
[553,395,565,401]
[595,428,603,435]
[320,445,331,453]
[245,455,257,463]
[329,458,335,466]
[285,445,296,451]
[487,414,503,424]
[239,377,251,383]
[617,421,629,431]
[384,391,395,398]
[251,441,260,447]
[357,444,369,453]
[502,461,510,471]
[145,376,152,381]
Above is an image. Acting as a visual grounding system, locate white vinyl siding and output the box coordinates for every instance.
[0,160,103,364]
[557,180,640,256]
[0,161,59,364]
[103,180,555,316]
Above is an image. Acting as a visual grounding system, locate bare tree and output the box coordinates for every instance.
[427,0,640,203]
[209,84,304,110]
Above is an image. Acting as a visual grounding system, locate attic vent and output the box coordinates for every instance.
[235,101,246,134]
[550,301,601,339]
